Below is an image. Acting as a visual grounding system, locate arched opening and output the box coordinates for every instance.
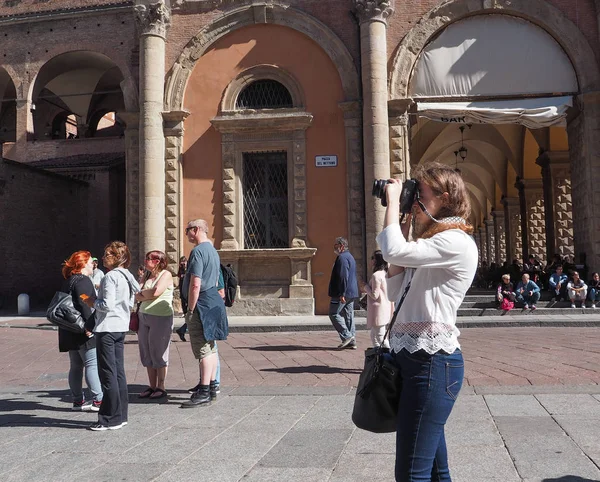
[0,68,17,145]
[407,14,579,267]
[235,80,293,110]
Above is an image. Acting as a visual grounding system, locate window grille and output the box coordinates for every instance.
[243,151,289,249]
[236,80,293,110]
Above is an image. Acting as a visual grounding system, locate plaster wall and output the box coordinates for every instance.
[181,23,348,314]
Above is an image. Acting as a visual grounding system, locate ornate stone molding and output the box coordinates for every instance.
[492,209,506,263]
[165,3,359,111]
[134,1,171,38]
[211,111,313,134]
[354,0,394,24]
[389,0,600,99]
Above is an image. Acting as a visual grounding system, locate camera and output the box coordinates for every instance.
[372,178,419,214]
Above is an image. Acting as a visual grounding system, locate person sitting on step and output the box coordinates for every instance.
[496,274,516,313]
[588,272,600,309]
[515,273,540,310]
[567,271,587,309]
[548,265,568,302]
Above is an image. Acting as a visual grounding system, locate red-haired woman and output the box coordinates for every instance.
[60,250,103,411]
[135,250,174,399]
[84,241,140,431]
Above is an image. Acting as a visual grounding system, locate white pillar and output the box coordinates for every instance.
[135,1,170,258]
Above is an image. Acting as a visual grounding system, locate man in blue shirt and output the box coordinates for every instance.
[516,273,541,310]
[548,265,568,301]
[328,237,359,349]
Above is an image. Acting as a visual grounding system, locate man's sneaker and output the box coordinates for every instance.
[209,380,219,401]
[337,337,355,349]
[80,400,102,412]
[88,422,123,431]
[592,304,597,309]
[531,305,537,311]
[188,382,201,394]
[571,303,576,308]
[181,386,211,408]
[72,400,86,411]
[582,303,587,309]
[523,304,529,310]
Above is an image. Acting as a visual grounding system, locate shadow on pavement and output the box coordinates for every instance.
[261,365,362,375]
[244,345,342,352]
[543,478,600,482]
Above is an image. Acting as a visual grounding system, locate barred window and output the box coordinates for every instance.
[236,80,293,110]
[243,151,289,249]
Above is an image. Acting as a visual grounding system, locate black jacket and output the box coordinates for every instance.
[328,250,359,299]
[58,275,96,352]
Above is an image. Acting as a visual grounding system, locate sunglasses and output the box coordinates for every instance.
[185,226,197,234]
[146,256,161,261]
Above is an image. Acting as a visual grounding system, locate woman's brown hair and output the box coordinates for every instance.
[104,241,131,269]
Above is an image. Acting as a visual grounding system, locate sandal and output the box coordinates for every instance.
[149,388,167,399]
[138,387,155,399]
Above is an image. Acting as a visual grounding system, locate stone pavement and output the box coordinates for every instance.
[2,326,600,481]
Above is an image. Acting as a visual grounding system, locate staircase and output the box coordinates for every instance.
[458,289,594,316]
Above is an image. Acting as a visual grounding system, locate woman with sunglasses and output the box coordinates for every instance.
[135,250,174,399]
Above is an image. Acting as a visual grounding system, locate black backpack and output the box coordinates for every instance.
[220,263,238,307]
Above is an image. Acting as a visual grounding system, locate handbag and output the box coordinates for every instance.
[46,275,86,334]
[358,294,368,310]
[351,280,412,433]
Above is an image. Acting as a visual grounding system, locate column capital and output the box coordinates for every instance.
[135,1,171,38]
[338,100,361,120]
[119,111,140,129]
[354,0,394,25]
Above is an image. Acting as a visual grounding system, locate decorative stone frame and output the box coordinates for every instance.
[221,64,305,111]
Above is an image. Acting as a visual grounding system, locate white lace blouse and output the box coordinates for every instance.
[376,224,478,355]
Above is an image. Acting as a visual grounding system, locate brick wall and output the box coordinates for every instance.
[0,159,90,310]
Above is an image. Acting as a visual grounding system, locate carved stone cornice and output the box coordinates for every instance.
[354,0,394,25]
[134,1,171,38]
[211,111,313,134]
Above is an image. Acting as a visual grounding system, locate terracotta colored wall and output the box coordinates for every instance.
[182,23,348,314]
[523,129,540,179]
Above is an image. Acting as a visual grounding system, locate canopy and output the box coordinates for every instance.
[416,96,573,129]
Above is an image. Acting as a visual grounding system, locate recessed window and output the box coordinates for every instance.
[236,80,293,110]
[243,151,289,249]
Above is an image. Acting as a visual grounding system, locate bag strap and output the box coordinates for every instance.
[383,278,413,342]
[114,269,134,297]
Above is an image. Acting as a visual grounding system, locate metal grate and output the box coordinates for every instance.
[236,80,293,110]
[243,151,289,249]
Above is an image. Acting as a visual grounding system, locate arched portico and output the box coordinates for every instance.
[389,0,600,271]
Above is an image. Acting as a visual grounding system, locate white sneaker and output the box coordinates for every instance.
[592,304,597,309]
[571,303,576,308]
[582,304,586,309]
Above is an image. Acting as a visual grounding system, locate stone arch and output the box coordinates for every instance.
[221,64,305,111]
[165,3,359,111]
[389,0,600,99]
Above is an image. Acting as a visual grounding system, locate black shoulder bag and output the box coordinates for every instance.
[351,280,412,433]
[46,275,87,334]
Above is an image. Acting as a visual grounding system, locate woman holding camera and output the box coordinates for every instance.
[377,163,478,481]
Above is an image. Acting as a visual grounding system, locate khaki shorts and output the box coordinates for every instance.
[187,310,217,360]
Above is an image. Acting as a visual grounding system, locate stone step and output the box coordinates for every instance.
[460,300,579,309]
[457,307,594,316]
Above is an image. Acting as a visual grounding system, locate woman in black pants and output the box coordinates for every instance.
[84,241,140,431]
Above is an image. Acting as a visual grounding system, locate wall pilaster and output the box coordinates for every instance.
[354,0,394,259]
[120,112,141,265]
[518,178,546,262]
[492,209,506,264]
[135,0,170,257]
[485,218,495,265]
[503,196,522,263]
[479,226,488,265]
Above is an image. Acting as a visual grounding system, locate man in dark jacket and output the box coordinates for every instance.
[328,237,359,349]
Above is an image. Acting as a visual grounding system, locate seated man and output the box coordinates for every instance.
[588,272,600,309]
[516,273,541,310]
[548,265,568,301]
[567,271,588,308]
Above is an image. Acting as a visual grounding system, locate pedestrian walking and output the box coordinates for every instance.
[135,250,174,400]
[59,250,103,411]
[83,241,140,431]
[180,219,228,408]
[359,250,393,348]
[90,257,104,295]
[377,162,478,481]
[328,236,359,349]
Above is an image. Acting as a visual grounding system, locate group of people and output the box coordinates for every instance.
[57,219,228,431]
[329,163,478,481]
[496,265,600,312]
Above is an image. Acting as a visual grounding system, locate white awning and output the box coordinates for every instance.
[416,96,573,129]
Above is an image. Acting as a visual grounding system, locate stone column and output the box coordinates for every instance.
[389,99,412,180]
[14,98,33,161]
[502,196,522,263]
[492,209,506,264]
[473,229,482,265]
[485,217,495,265]
[479,226,488,265]
[568,91,600,272]
[354,0,394,258]
[339,101,366,280]
[120,112,141,265]
[135,1,170,257]
[163,110,190,266]
[518,178,546,262]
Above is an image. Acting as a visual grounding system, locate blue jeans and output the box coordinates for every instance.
[392,348,464,482]
[215,343,220,384]
[516,292,540,305]
[328,298,355,341]
[589,288,600,302]
[68,345,103,403]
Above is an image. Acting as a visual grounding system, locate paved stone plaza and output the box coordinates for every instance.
[2,325,600,481]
